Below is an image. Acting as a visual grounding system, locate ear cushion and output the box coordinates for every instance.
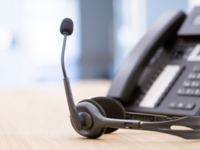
[80,99,107,117]
[78,99,107,138]
[91,97,126,134]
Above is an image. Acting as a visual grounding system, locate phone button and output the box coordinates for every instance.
[191,81,200,87]
[197,73,200,79]
[176,102,185,109]
[184,103,195,110]
[185,88,195,95]
[177,89,186,95]
[168,102,176,108]
[183,81,191,87]
[194,89,200,96]
[188,73,196,79]
[193,66,200,72]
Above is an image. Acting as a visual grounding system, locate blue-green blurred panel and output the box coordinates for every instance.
[146,0,188,28]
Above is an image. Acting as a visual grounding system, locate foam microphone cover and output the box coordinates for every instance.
[60,18,73,35]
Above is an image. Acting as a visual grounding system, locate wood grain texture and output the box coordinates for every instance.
[0,80,199,150]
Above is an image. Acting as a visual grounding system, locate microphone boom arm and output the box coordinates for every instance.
[61,34,83,131]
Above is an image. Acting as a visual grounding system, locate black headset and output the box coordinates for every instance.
[60,18,200,139]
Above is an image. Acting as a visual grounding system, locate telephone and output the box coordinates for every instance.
[59,7,200,139]
[108,6,200,118]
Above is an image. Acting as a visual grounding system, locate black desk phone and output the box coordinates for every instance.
[60,7,200,139]
[108,6,200,117]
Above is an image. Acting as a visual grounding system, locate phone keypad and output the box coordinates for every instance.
[177,66,200,96]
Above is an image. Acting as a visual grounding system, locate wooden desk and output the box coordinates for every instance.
[0,80,199,150]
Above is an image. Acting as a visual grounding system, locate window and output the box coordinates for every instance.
[0,0,80,87]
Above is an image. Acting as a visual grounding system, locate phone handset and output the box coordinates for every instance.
[107,10,186,103]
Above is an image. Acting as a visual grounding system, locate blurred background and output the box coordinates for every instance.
[0,0,200,88]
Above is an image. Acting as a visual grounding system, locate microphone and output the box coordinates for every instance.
[60,18,83,131]
[60,18,74,35]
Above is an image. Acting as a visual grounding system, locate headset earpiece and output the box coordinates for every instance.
[91,97,126,134]
[73,97,126,138]
[79,99,107,118]
[71,100,107,138]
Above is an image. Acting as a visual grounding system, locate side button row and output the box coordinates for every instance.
[183,81,200,88]
[168,102,195,110]
[177,88,200,96]
[188,73,200,80]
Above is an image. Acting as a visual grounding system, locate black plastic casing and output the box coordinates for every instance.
[108,7,200,117]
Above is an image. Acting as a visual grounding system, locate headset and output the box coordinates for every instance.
[59,18,200,139]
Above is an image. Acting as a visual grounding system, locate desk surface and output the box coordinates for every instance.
[0,80,199,150]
